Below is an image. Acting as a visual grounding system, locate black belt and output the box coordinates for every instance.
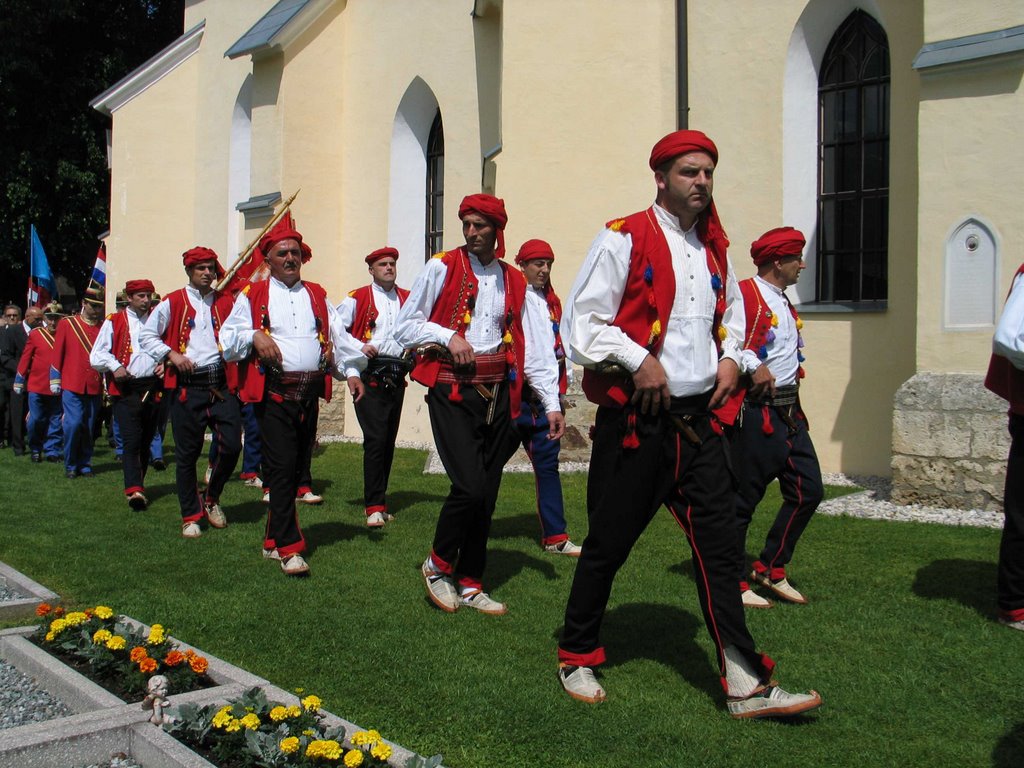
[120,376,161,394]
[746,384,799,407]
[178,364,225,389]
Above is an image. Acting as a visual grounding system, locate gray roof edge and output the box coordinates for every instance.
[237,192,282,212]
[913,24,1024,70]
[225,0,333,60]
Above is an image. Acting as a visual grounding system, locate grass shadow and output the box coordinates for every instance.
[912,558,995,618]
[302,520,366,556]
[343,490,448,516]
[485,547,559,589]
[490,512,541,542]
[993,721,1024,768]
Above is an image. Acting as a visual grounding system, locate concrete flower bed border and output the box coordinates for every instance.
[0,561,60,622]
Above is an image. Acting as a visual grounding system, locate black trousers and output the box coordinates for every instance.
[255,394,319,556]
[730,402,823,582]
[560,398,771,689]
[112,381,162,494]
[169,386,241,521]
[0,383,11,443]
[353,376,405,510]
[8,390,25,454]
[998,413,1024,613]
[426,382,518,583]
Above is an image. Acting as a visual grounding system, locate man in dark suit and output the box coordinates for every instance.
[0,305,22,447]
[0,305,43,455]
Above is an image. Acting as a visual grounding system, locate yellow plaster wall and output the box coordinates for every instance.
[916,5,1024,373]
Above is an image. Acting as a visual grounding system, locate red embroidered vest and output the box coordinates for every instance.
[410,247,528,417]
[158,288,237,390]
[235,279,334,404]
[985,263,1024,415]
[346,284,410,342]
[105,311,133,396]
[581,206,729,407]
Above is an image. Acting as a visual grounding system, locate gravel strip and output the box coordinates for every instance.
[0,581,23,601]
[77,754,143,768]
[819,474,1004,530]
[0,657,72,730]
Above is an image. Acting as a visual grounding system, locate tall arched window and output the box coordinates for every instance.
[425,110,444,260]
[817,10,889,302]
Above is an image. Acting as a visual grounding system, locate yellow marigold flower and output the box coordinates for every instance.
[306,740,343,760]
[129,646,148,663]
[370,742,392,761]
[93,606,113,620]
[92,629,112,644]
[147,625,165,645]
[287,705,302,718]
[269,706,289,722]
[44,631,55,642]
[64,611,89,626]
[225,718,242,733]
[303,729,315,737]
[343,748,364,767]
[211,708,232,729]
[351,731,370,746]
[106,635,127,651]
[139,658,158,674]
[240,713,260,730]
[49,618,67,633]
[365,730,382,745]
[301,694,322,712]
[189,656,209,674]
[279,737,300,754]
[36,603,52,616]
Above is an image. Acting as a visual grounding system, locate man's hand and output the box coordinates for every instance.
[631,354,671,415]
[546,411,565,441]
[167,350,195,375]
[347,375,365,403]
[251,332,283,368]
[709,358,740,410]
[154,362,165,377]
[747,363,776,399]
[447,334,475,367]
[361,343,378,358]
[112,366,130,383]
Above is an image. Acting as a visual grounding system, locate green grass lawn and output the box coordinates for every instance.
[1,438,1021,767]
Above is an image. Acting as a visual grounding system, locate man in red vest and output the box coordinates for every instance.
[395,194,565,616]
[338,247,411,527]
[986,261,1024,631]
[512,239,581,556]
[13,307,61,461]
[139,248,240,538]
[90,279,162,510]
[556,130,821,719]
[221,219,367,576]
[51,298,104,478]
[719,227,823,609]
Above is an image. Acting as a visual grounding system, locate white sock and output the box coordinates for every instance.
[724,645,761,699]
[459,585,481,598]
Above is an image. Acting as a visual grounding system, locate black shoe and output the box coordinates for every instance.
[151,459,166,471]
[65,470,78,479]
[31,452,41,463]
[45,455,61,463]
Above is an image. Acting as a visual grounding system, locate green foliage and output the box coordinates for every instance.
[0,0,184,305]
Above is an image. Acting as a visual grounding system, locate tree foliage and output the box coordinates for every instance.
[0,0,184,307]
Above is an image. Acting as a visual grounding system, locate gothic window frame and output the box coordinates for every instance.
[425,110,444,260]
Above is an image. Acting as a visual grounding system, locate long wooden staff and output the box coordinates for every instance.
[216,188,300,291]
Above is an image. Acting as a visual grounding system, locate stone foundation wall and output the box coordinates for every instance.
[891,372,1010,511]
[317,391,345,437]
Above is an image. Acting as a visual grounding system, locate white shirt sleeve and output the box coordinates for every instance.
[563,229,649,374]
[522,289,561,414]
[719,257,744,367]
[994,272,1024,371]
[138,299,172,361]
[337,295,357,331]
[219,292,257,363]
[394,258,457,349]
[327,300,367,376]
[89,318,118,374]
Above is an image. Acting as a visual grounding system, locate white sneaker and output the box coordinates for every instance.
[204,502,228,529]
[366,511,394,528]
[460,590,507,615]
[751,570,808,604]
[242,475,263,488]
[727,685,822,719]
[544,539,582,557]
[741,588,774,609]
[296,490,323,505]
[262,490,270,504]
[262,547,281,561]
[181,521,202,539]
[281,554,310,576]
[421,559,459,612]
[127,491,148,511]
[203,465,212,486]
[558,665,606,704]
[998,616,1024,632]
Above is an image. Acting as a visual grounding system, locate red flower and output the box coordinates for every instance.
[35,603,52,617]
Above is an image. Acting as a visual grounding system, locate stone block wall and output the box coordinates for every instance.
[891,372,1010,511]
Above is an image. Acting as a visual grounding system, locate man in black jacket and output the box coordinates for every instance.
[0,306,43,455]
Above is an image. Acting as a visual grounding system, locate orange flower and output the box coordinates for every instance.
[185,649,197,661]
[53,606,65,617]
[35,603,52,616]
[129,647,148,663]
[189,656,209,674]
[139,657,158,674]
[164,650,185,667]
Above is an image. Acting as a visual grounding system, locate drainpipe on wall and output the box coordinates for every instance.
[676,0,688,129]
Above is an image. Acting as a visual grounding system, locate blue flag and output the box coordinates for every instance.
[28,225,57,308]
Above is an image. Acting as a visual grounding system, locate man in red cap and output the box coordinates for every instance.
[395,194,565,615]
[557,130,822,719]
[50,296,104,478]
[91,279,163,510]
[140,247,241,538]
[512,239,581,556]
[986,259,1024,631]
[338,247,411,527]
[717,227,823,609]
[221,218,367,576]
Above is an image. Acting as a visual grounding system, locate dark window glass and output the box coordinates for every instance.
[425,110,444,260]
[817,10,890,302]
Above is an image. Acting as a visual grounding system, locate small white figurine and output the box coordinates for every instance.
[141,674,175,725]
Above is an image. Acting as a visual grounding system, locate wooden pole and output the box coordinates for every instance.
[216,189,300,291]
